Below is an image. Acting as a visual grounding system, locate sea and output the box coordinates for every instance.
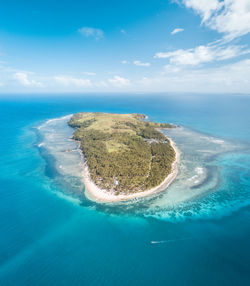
[0,93,249,285]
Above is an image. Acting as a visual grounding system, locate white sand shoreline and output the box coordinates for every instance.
[78,137,180,203]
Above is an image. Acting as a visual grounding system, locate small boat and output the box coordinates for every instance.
[151,240,165,244]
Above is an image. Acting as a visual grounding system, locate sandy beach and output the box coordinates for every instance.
[80,138,180,203]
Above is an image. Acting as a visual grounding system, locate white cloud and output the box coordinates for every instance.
[13,72,43,87]
[121,60,129,64]
[133,60,151,67]
[171,28,184,35]
[138,59,250,93]
[182,0,250,40]
[54,75,92,87]
[78,27,104,40]
[182,0,222,22]
[108,75,130,87]
[154,44,250,65]
[96,80,109,88]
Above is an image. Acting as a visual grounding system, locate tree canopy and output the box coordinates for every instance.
[68,112,176,194]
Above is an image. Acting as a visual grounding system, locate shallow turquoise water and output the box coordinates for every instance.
[0,94,250,285]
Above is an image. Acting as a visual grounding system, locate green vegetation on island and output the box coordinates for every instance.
[68,112,176,194]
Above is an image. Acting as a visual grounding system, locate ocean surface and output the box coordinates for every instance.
[0,93,250,285]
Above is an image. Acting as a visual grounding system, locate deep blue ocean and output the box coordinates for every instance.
[0,93,250,285]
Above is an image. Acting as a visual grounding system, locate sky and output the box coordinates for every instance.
[0,0,250,93]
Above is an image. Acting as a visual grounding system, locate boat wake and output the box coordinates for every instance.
[151,237,194,244]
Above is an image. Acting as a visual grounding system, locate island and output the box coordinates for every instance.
[68,112,180,202]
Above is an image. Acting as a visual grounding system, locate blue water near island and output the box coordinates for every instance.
[0,93,250,285]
